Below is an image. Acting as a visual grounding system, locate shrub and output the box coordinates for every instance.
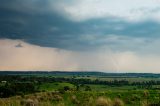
[143,90,149,98]
[113,98,124,106]
[20,99,39,106]
[96,97,112,106]
[58,88,65,94]
[131,94,141,101]
[52,95,63,101]
[64,86,70,91]
[117,94,122,98]
[71,95,79,104]
[141,100,149,106]
[85,86,92,91]
[87,96,94,106]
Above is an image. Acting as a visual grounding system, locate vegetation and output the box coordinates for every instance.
[1,71,160,106]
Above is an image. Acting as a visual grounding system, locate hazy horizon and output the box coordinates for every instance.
[1,0,160,73]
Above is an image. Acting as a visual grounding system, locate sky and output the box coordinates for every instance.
[0,0,160,72]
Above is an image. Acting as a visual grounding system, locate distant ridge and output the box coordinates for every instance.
[0,71,160,78]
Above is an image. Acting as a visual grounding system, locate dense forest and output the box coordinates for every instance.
[0,71,160,78]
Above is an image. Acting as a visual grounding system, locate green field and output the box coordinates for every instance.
[39,82,75,91]
[1,72,160,106]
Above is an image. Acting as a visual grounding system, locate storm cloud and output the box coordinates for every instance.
[0,0,160,51]
[1,0,160,72]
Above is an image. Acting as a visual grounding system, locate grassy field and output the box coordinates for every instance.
[38,82,136,92]
[0,83,160,106]
[0,89,159,106]
[39,82,75,91]
[1,72,160,106]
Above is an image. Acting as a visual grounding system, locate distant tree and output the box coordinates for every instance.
[85,85,92,91]
[64,86,70,91]
[0,86,15,98]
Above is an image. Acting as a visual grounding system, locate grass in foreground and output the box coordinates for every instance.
[0,89,160,106]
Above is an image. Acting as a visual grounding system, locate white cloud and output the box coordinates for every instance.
[0,39,160,73]
[52,0,160,22]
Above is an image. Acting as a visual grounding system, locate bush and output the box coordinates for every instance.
[143,90,149,98]
[71,95,79,104]
[96,97,112,106]
[21,99,39,106]
[117,94,122,98]
[131,94,141,101]
[52,95,63,101]
[141,100,149,106]
[85,86,92,91]
[113,98,124,106]
[64,86,70,91]
[58,88,65,94]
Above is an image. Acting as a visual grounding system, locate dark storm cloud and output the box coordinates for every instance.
[0,0,160,50]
